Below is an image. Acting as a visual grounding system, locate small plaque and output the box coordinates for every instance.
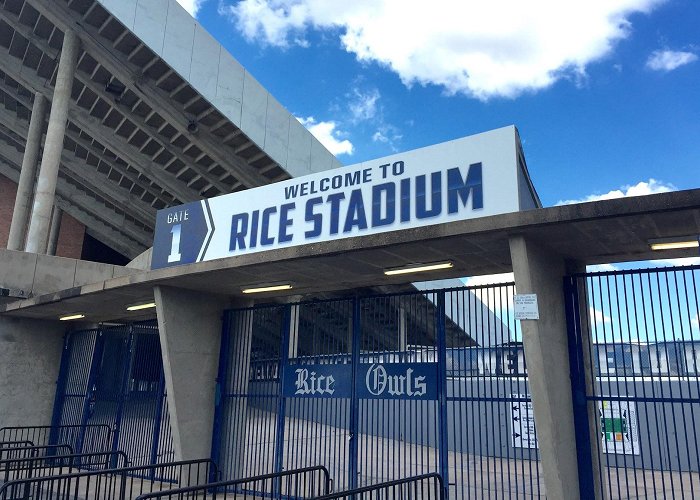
[514,294,539,320]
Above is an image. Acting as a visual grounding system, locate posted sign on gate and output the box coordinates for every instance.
[151,126,538,269]
[510,393,538,449]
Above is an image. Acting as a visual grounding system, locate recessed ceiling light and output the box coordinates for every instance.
[126,302,157,312]
[59,313,85,321]
[384,261,454,276]
[242,284,293,294]
[649,237,699,251]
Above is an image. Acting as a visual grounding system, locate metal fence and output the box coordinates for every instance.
[0,458,217,499]
[0,425,111,455]
[314,472,445,500]
[51,322,175,473]
[566,264,700,500]
[212,283,543,499]
[133,465,331,499]
[0,450,129,483]
[0,445,74,461]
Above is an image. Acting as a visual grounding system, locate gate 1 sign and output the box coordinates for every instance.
[151,126,539,269]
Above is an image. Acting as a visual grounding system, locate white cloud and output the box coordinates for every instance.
[646,50,698,72]
[693,313,699,329]
[176,0,207,17]
[590,307,612,324]
[221,0,664,99]
[648,257,700,267]
[557,179,676,205]
[348,88,380,123]
[587,263,619,273]
[296,116,354,156]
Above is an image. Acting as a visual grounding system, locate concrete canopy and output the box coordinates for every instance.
[0,0,340,259]
[1,188,698,322]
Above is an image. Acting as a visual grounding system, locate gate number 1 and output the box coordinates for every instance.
[168,224,182,263]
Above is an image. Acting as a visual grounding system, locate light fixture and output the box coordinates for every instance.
[59,313,85,321]
[126,302,157,312]
[242,284,293,294]
[649,236,700,251]
[384,261,454,276]
[187,120,199,133]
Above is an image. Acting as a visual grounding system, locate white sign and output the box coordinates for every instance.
[151,126,538,269]
[511,394,538,449]
[514,294,540,320]
[600,400,640,455]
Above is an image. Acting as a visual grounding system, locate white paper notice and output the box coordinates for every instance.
[514,294,539,320]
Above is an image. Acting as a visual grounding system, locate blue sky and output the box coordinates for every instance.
[174,0,699,336]
[177,0,698,209]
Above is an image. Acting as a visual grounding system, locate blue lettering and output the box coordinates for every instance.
[249,210,259,248]
[372,182,395,227]
[327,193,345,235]
[400,178,411,222]
[343,189,368,233]
[261,207,277,246]
[448,163,483,212]
[416,172,442,219]
[345,171,361,186]
[230,213,248,251]
[305,197,323,238]
[320,178,330,192]
[279,203,295,243]
[284,185,299,200]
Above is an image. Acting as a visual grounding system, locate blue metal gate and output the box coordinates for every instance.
[212,284,544,499]
[566,264,700,499]
[51,322,174,470]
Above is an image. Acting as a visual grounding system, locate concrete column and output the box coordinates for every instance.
[154,286,230,461]
[0,316,65,426]
[7,94,47,250]
[25,30,79,254]
[46,207,63,256]
[508,235,581,500]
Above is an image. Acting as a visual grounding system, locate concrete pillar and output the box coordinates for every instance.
[154,286,230,461]
[46,207,62,256]
[7,94,47,251]
[0,316,65,426]
[25,30,79,254]
[508,235,582,500]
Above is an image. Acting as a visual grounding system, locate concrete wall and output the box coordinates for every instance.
[0,249,137,298]
[0,174,85,259]
[97,0,342,177]
[0,315,65,426]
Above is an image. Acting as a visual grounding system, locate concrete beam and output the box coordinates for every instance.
[509,235,581,500]
[0,154,147,258]
[0,47,200,205]
[0,111,156,228]
[28,0,272,190]
[154,286,231,461]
